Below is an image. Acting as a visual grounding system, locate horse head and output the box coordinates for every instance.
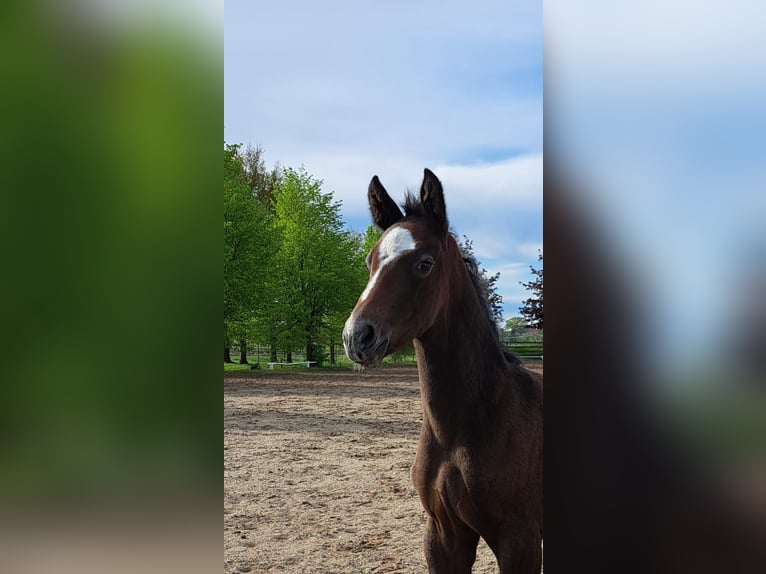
[343,169,461,366]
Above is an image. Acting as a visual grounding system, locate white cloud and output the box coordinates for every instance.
[434,155,542,210]
[455,227,539,262]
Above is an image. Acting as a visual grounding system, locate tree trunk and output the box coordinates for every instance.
[238,338,248,364]
[269,336,277,362]
[224,344,233,363]
[305,320,323,366]
[306,334,315,363]
[330,342,336,364]
[286,350,292,363]
[306,339,323,366]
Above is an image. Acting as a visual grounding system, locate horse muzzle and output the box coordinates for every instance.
[342,317,390,366]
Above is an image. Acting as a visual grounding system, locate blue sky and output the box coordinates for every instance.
[224,1,542,322]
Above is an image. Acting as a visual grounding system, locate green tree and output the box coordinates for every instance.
[519,251,543,329]
[271,167,361,365]
[355,224,382,295]
[223,143,277,362]
[361,224,382,257]
[322,229,371,363]
[240,145,284,363]
[504,316,528,335]
[318,224,385,365]
[241,143,281,210]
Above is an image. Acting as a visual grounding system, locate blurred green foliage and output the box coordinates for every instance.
[0,3,220,503]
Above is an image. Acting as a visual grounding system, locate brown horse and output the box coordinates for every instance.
[343,169,543,573]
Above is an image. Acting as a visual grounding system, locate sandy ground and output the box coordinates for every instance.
[224,364,542,573]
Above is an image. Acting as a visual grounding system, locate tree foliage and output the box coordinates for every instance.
[240,144,281,208]
[519,251,543,329]
[223,143,278,354]
[361,224,382,256]
[354,224,383,292]
[269,166,364,363]
[504,316,528,335]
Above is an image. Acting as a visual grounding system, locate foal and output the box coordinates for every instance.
[343,169,543,573]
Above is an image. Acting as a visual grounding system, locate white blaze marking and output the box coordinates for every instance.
[360,226,417,302]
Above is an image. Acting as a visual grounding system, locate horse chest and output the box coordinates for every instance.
[411,442,496,528]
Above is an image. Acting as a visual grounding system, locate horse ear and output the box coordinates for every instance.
[368,175,403,230]
[420,168,448,233]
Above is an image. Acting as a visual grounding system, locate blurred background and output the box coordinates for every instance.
[546,1,766,572]
[0,1,220,572]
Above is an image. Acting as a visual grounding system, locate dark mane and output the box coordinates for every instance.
[402,192,520,367]
[402,190,428,220]
[458,240,521,366]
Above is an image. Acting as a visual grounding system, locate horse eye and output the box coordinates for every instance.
[416,259,434,274]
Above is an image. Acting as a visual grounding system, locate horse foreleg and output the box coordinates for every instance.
[493,529,543,574]
[423,515,480,574]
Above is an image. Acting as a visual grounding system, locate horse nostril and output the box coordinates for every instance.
[343,318,388,364]
[359,323,376,347]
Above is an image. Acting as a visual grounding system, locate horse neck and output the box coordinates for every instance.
[413,257,507,433]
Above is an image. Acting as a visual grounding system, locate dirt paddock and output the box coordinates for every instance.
[224,363,542,573]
